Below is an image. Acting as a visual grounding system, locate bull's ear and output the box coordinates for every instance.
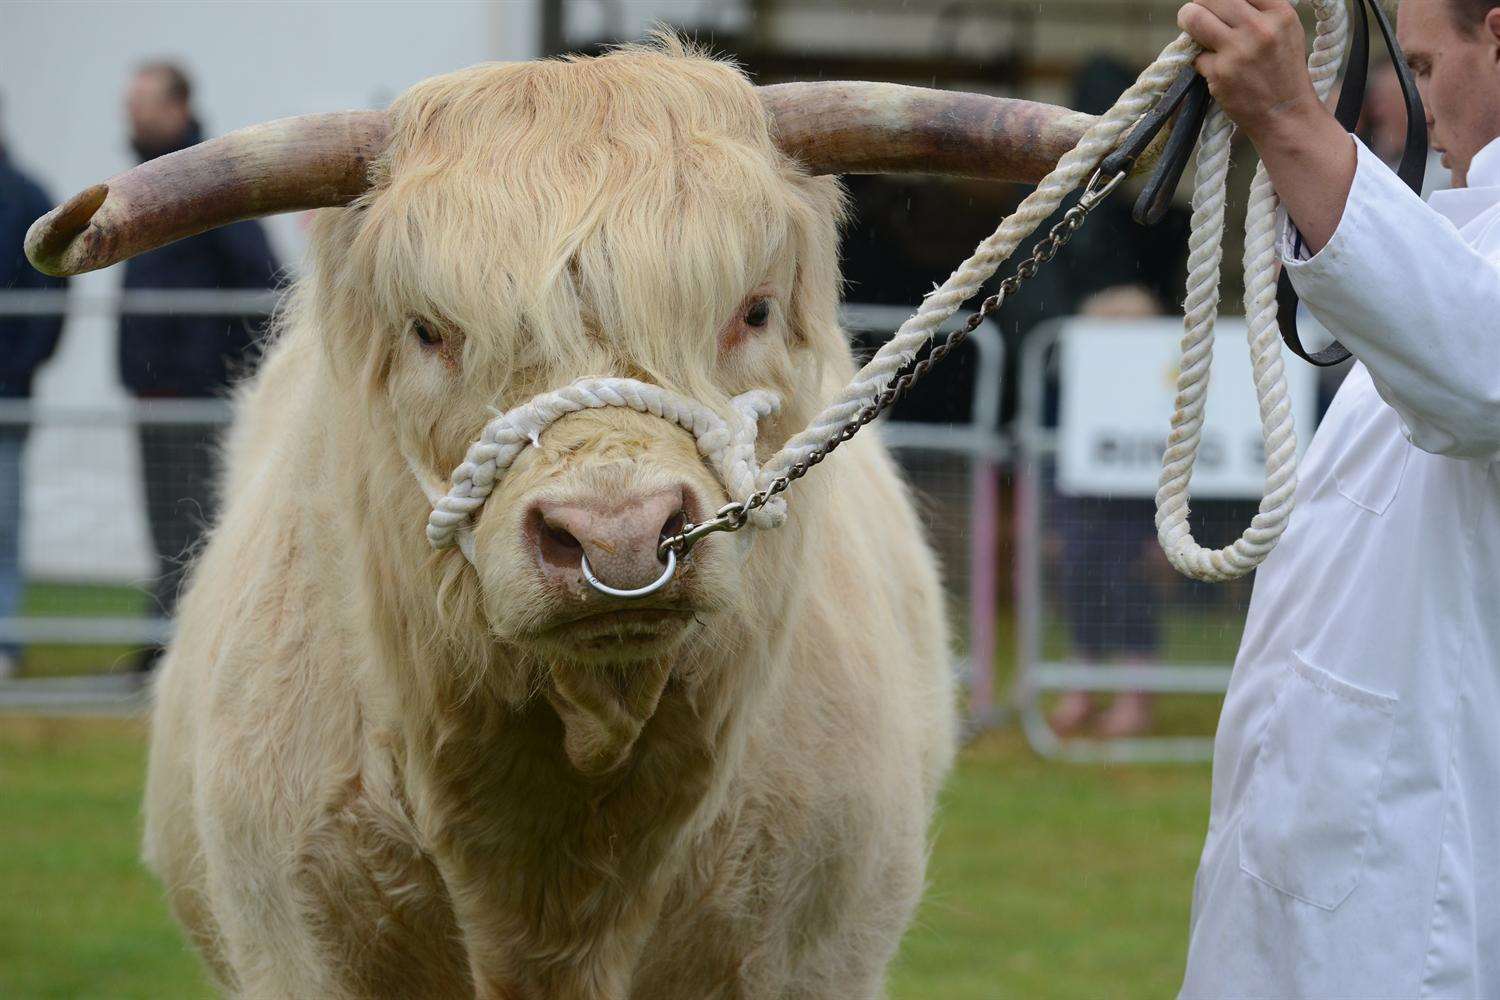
[26,111,389,277]
[760,82,1096,184]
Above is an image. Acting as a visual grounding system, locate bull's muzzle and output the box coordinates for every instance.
[409,378,787,595]
[531,487,689,599]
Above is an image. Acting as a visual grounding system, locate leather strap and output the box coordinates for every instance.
[1133,72,1213,227]
[1099,65,1215,229]
[1101,65,1208,184]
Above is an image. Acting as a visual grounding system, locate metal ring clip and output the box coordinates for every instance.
[1078,168,1128,211]
[656,501,749,560]
[581,547,677,599]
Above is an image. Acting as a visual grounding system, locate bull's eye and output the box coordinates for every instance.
[744,299,772,329]
[411,319,442,347]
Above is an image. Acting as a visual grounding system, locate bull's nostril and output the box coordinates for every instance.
[659,510,687,550]
[530,490,695,587]
[532,507,587,573]
[544,522,583,553]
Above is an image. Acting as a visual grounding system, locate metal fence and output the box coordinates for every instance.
[0,396,231,646]
[0,292,1008,726]
[1013,322,1281,763]
[0,290,270,714]
[0,289,272,641]
[841,304,1007,730]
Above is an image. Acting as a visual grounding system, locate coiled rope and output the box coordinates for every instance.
[756,0,1347,582]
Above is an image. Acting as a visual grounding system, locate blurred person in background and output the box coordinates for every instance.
[1023,58,1188,741]
[1359,62,1411,165]
[120,62,279,674]
[1358,59,1451,197]
[0,93,66,679]
[1048,285,1167,739]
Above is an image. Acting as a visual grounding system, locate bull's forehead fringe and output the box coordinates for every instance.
[390,37,775,168]
[344,37,836,401]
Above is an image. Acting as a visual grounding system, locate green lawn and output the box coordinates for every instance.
[0,718,212,1000]
[889,731,1209,998]
[15,584,150,679]
[0,718,1209,1000]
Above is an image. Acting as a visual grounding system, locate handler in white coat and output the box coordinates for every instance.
[1175,0,1500,996]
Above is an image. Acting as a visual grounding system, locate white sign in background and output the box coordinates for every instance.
[1057,319,1319,500]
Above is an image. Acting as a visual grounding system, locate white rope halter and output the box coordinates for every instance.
[415,377,785,564]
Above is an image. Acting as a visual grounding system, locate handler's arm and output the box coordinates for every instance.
[1279,141,1500,459]
[1181,0,1500,459]
[1247,105,1356,254]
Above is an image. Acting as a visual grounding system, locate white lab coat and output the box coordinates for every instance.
[1180,137,1500,998]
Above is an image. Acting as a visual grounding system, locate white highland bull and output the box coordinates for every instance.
[28,40,1095,999]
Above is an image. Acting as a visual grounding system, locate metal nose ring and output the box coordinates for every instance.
[580,547,677,599]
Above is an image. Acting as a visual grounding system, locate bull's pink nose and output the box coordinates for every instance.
[530,488,688,591]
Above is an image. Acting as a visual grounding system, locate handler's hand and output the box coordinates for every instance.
[1177,0,1323,143]
[1177,0,1356,253]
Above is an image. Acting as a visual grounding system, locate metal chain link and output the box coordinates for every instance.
[659,168,1128,559]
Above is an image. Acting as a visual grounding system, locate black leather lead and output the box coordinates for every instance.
[1275,0,1429,367]
[1096,64,1213,227]
[1134,73,1213,227]
[1101,66,1208,182]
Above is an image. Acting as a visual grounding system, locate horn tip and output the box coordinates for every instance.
[25,183,109,276]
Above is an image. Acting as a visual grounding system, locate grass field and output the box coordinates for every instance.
[13,584,150,679]
[0,715,1211,1000]
[2,583,1222,997]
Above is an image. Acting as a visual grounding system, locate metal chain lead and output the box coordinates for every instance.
[659,168,1128,559]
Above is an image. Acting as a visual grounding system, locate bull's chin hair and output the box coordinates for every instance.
[519,654,557,707]
[432,547,474,620]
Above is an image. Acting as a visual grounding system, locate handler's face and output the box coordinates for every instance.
[1398,0,1500,187]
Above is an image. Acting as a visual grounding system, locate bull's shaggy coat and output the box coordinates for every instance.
[144,39,957,999]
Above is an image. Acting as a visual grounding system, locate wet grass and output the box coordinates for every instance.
[890,728,1209,998]
[0,717,211,999]
[11,584,150,679]
[0,718,1209,1000]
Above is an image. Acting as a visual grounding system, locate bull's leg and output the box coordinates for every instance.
[451,884,640,1000]
[193,744,470,998]
[294,760,472,998]
[777,806,930,1000]
[195,798,339,999]
[636,801,929,1000]
[780,873,922,1000]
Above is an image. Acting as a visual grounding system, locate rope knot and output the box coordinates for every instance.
[415,377,784,560]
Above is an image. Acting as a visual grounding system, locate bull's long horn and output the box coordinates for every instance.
[26,84,1096,278]
[760,81,1099,183]
[25,111,389,277]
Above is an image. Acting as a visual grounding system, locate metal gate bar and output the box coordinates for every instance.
[841,303,1007,731]
[1013,322,1241,764]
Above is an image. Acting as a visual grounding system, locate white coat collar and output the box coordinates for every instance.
[1428,135,1500,229]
